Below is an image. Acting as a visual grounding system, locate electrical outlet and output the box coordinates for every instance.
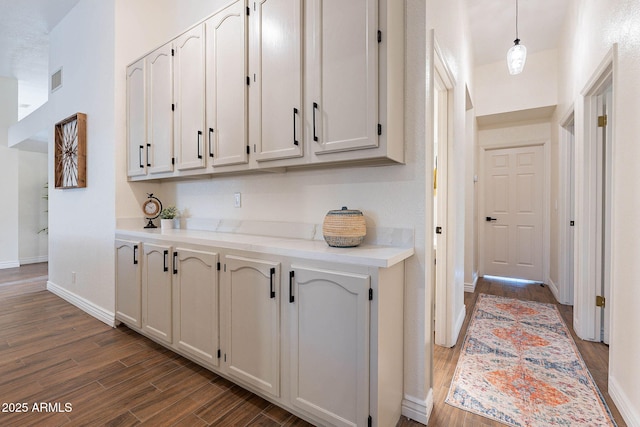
[71,271,76,284]
[234,192,241,208]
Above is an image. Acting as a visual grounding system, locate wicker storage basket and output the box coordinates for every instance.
[322,206,366,247]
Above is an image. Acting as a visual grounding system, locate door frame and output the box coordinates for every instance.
[558,106,576,305]
[431,35,458,348]
[575,44,617,342]
[477,139,550,283]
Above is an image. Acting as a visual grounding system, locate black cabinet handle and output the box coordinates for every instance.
[139,145,144,168]
[289,271,295,303]
[146,143,151,167]
[163,250,168,272]
[293,108,299,146]
[133,245,138,265]
[312,102,318,142]
[486,217,497,222]
[173,252,178,274]
[270,267,276,298]
[197,131,203,159]
[209,128,214,158]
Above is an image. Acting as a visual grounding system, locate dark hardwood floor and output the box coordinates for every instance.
[0,264,625,426]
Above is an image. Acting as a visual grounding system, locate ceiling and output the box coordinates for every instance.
[0,0,80,119]
[465,0,570,66]
[0,0,570,122]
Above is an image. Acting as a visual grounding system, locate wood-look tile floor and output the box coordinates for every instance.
[0,264,626,426]
[0,263,311,427]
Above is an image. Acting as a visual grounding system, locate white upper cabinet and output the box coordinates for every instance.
[308,0,379,155]
[126,59,146,177]
[205,0,249,167]
[146,43,175,175]
[174,25,206,171]
[125,0,404,180]
[250,0,304,162]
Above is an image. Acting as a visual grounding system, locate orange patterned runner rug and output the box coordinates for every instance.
[445,294,617,426]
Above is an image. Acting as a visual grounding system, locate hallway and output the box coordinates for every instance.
[421,277,626,426]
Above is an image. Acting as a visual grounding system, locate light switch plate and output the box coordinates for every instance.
[234,192,241,208]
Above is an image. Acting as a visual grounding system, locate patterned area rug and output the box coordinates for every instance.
[446,294,617,426]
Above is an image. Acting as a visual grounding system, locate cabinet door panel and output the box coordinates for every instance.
[206,1,248,167]
[311,0,378,154]
[142,243,173,344]
[290,266,370,427]
[115,239,141,327]
[175,25,206,171]
[126,61,146,177]
[175,248,219,366]
[223,255,280,396]
[147,43,174,174]
[251,0,303,161]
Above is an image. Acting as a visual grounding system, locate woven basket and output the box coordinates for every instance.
[322,206,366,247]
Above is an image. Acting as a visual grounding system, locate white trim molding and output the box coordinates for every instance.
[401,389,433,425]
[47,281,116,327]
[609,375,640,427]
[20,256,49,265]
[0,260,21,270]
[547,277,560,303]
[464,273,478,293]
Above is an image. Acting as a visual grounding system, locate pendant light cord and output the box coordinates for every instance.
[515,0,520,42]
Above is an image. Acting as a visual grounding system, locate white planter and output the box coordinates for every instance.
[161,219,174,231]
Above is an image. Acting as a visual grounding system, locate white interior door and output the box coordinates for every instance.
[483,145,544,281]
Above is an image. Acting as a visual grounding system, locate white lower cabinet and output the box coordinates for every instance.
[222,255,281,397]
[142,243,173,344]
[115,239,142,327]
[115,235,405,426]
[174,247,220,367]
[289,265,371,427]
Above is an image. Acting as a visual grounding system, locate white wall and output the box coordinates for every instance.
[47,0,116,323]
[0,77,20,269]
[557,1,640,425]
[18,150,49,264]
[475,49,558,117]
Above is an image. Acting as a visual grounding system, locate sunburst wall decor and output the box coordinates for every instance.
[54,113,87,189]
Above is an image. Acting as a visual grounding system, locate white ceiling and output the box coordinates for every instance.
[465,0,570,66]
[0,0,80,119]
[0,0,570,121]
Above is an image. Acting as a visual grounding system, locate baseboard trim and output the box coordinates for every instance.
[609,375,640,427]
[0,260,21,270]
[401,389,433,425]
[464,274,478,293]
[453,305,466,345]
[547,277,561,303]
[47,281,116,327]
[20,256,48,265]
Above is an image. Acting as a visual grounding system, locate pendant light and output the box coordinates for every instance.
[507,0,527,75]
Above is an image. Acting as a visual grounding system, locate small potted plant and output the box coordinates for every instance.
[160,206,179,230]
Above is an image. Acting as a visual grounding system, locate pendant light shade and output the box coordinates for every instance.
[507,0,527,75]
[507,39,527,75]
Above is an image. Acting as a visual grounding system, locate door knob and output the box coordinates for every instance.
[486,217,497,222]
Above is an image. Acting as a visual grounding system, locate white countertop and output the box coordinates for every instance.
[116,226,414,268]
